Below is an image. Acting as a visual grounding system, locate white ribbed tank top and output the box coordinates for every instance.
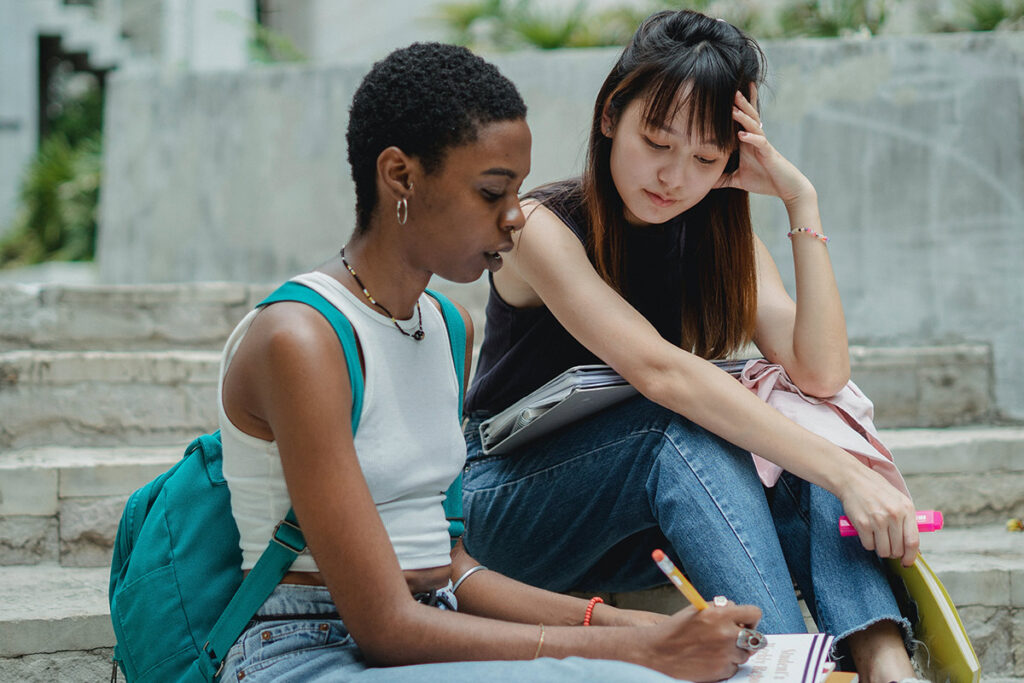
[219,271,466,571]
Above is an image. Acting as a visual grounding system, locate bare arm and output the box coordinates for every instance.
[728,88,850,396]
[449,540,665,627]
[498,205,918,565]
[751,223,850,397]
[449,300,663,629]
[231,302,756,681]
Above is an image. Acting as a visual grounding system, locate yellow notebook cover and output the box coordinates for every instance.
[887,554,981,683]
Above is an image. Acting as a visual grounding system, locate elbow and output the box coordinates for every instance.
[628,358,699,413]
[357,628,416,667]
[793,366,850,398]
[346,603,422,666]
[359,641,398,667]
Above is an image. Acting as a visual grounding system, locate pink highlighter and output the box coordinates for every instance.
[839,510,943,537]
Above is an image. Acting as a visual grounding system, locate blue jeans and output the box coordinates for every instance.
[222,584,676,681]
[462,397,911,662]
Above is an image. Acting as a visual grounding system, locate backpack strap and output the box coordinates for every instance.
[200,283,468,679]
[259,281,365,428]
[425,289,468,543]
[199,281,365,679]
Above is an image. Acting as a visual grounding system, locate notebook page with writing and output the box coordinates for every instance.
[727,633,835,683]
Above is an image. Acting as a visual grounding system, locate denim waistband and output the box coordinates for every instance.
[253,580,458,622]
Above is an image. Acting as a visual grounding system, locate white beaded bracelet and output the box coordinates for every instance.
[787,227,829,244]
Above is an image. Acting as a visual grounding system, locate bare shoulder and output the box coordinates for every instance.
[240,301,357,408]
[496,199,588,308]
[424,292,475,345]
[247,301,346,362]
[222,300,354,439]
[521,199,574,235]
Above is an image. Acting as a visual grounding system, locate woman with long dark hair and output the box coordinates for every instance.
[462,12,920,682]
[216,42,761,682]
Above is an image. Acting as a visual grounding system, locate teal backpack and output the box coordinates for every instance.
[108,281,467,682]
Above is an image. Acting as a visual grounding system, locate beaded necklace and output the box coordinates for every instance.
[339,246,424,341]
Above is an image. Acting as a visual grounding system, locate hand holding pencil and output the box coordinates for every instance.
[652,549,767,652]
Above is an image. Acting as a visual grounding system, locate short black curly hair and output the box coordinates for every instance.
[346,43,527,233]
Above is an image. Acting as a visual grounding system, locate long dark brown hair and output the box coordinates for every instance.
[535,10,766,359]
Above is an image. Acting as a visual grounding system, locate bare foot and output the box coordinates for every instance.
[846,620,916,683]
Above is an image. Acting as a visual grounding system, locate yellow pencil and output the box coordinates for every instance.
[652,549,709,610]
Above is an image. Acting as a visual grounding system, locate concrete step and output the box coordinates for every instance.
[0,420,1018,569]
[0,422,1015,570]
[0,282,266,352]
[0,565,113,682]
[884,426,1024,526]
[0,350,219,449]
[0,526,1020,677]
[850,343,995,428]
[917,525,1024,677]
[0,279,997,425]
[0,344,997,453]
[0,279,485,353]
[0,445,181,567]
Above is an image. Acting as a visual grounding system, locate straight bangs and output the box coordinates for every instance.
[577,10,765,358]
[639,48,740,153]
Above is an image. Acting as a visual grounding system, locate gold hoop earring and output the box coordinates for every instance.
[396,196,408,225]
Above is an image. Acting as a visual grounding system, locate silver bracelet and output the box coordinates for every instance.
[452,564,488,593]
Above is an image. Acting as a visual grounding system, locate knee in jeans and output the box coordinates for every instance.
[657,413,740,457]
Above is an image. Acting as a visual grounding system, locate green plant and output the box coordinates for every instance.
[215,10,307,63]
[957,0,1024,30]
[778,0,888,37]
[566,5,660,47]
[436,0,503,44]
[1,85,102,268]
[0,134,101,267]
[505,0,587,49]
[247,20,307,63]
[435,0,827,50]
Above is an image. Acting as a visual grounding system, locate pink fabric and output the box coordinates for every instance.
[738,359,910,498]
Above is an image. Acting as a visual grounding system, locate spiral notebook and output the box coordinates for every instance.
[479,361,749,455]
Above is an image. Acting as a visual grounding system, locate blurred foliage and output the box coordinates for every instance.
[434,0,771,49]
[436,0,1024,50]
[1,86,102,268]
[247,19,307,63]
[437,0,505,45]
[216,11,307,63]
[955,0,1024,30]
[507,0,588,49]
[777,0,887,37]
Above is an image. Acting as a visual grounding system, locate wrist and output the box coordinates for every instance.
[782,182,818,215]
[582,596,604,626]
[590,603,666,627]
[824,447,865,494]
[586,601,616,626]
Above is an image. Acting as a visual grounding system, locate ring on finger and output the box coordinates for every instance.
[713,595,729,607]
[737,627,766,652]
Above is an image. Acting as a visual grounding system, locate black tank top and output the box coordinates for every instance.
[465,180,687,415]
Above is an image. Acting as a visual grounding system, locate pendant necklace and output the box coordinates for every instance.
[340,246,424,341]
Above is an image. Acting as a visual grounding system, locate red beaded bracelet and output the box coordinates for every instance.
[583,596,604,626]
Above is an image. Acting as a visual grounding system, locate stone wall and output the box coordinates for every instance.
[97,34,1024,418]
